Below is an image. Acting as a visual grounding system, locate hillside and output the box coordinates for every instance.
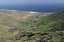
[0,10,64,42]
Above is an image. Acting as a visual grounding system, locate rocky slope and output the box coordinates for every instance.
[0,10,64,42]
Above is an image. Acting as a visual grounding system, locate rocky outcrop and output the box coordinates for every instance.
[15,31,27,40]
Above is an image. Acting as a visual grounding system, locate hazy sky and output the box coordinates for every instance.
[0,0,64,5]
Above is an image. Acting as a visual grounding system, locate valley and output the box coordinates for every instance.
[0,10,64,42]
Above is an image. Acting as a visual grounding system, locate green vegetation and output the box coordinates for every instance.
[0,11,64,42]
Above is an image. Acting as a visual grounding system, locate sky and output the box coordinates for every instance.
[0,0,64,5]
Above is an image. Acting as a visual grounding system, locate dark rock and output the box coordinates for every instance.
[15,31,27,40]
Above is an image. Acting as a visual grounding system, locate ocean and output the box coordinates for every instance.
[0,4,64,12]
